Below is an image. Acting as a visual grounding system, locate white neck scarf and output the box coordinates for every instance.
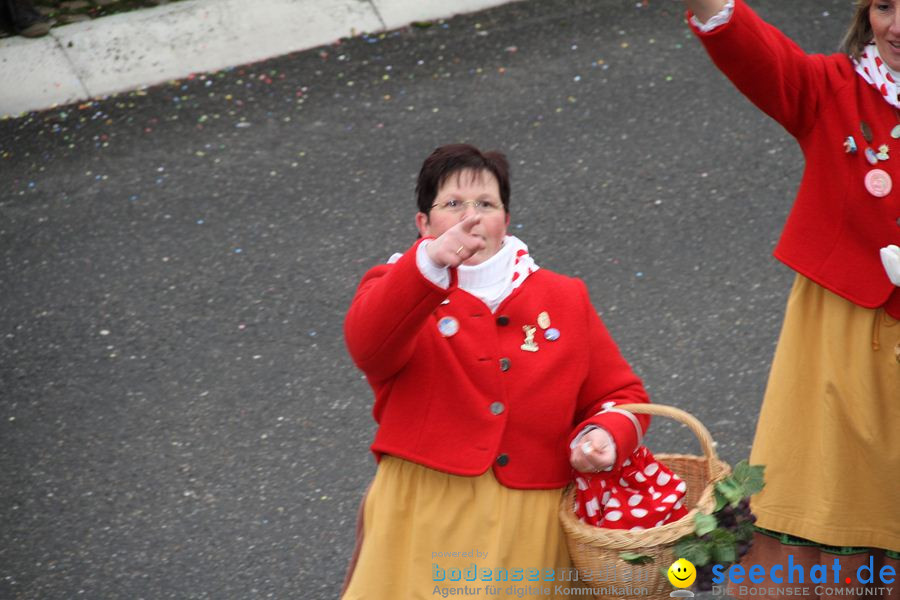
[854,43,900,109]
[456,235,538,311]
[389,235,540,312]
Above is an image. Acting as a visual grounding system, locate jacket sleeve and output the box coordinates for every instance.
[688,0,833,139]
[344,238,457,381]
[568,279,651,470]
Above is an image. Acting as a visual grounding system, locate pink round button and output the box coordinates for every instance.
[865,168,892,197]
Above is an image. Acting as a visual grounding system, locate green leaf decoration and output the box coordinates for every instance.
[713,489,728,512]
[712,542,737,564]
[714,478,745,507]
[731,461,766,497]
[710,530,737,563]
[674,536,711,566]
[694,513,717,537]
[735,520,755,542]
[672,459,765,570]
[619,552,655,565]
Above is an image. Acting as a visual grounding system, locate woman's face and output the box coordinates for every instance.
[416,169,509,266]
[871,1,900,71]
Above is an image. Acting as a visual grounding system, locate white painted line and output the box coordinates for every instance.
[0,0,516,118]
[56,0,384,102]
[0,34,89,116]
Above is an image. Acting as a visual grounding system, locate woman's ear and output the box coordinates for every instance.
[415,212,431,238]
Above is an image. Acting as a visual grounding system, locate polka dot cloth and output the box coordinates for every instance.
[509,243,537,284]
[573,446,688,530]
[855,43,900,110]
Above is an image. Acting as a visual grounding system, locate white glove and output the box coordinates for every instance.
[881,245,900,286]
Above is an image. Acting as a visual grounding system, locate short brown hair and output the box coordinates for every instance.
[840,0,873,60]
[415,144,510,215]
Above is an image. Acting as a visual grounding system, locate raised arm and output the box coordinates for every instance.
[344,216,486,380]
[680,0,833,139]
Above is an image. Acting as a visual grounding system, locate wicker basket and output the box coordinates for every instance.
[559,404,731,600]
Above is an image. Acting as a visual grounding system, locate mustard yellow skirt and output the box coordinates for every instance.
[750,275,900,551]
[341,456,586,600]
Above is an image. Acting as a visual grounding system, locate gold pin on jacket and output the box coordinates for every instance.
[537,311,551,329]
[521,325,539,352]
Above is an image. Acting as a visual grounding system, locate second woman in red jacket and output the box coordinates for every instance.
[682,0,900,595]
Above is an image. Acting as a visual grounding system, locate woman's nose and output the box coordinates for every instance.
[892,11,900,35]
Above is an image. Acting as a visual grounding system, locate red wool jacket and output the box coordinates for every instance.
[690,0,900,318]
[344,239,650,489]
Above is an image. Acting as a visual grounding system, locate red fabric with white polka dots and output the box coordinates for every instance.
[573,446,688,530]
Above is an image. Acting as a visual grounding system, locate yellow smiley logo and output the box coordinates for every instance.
[667,558,697,588]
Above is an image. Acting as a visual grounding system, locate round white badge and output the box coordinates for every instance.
[437,316,459,337]
[865,168,892,197]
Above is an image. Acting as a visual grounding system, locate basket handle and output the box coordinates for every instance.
[615,403,721,465]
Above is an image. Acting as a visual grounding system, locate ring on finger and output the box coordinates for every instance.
[581,441,593,455]
[455,245,465,255]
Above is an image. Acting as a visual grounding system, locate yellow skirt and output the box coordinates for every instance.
[341,456,586,600]
[750,275,900,550]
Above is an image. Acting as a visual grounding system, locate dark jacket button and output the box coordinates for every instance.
[490,401,505,415]
[496,453,509,466]
[499,357,511,371]
[496,315,510,326]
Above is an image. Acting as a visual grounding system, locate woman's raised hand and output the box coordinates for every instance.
[684,0,729,24]
[425,215,487,268]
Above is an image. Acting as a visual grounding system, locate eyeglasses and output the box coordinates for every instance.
[430,199,502,213]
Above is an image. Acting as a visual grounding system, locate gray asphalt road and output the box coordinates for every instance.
[0,1,850,598]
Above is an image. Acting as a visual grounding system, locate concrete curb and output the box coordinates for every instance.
[0,0,517,118]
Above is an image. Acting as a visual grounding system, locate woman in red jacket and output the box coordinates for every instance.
[341,144,650,599]
[683,0,900,593]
